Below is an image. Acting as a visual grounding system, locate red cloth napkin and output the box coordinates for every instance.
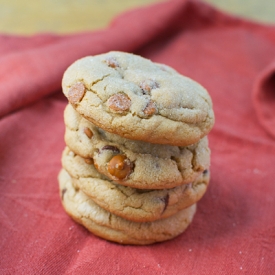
[1,0,275,274]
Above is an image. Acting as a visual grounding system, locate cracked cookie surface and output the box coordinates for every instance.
[62,51,214,146]
[61,146,209,222]
[64,104,211,189]
[58,169,197,245]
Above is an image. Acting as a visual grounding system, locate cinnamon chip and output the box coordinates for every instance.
[140,79,159,95]
[105,57,119,68]
[107,154,133,180]
[84,158,94,165]
[107,93,131,112]
[68,82,86,104]
[144,100,157,116]
[83,127,93,139]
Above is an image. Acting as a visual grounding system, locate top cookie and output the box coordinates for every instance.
[62,51,214,146]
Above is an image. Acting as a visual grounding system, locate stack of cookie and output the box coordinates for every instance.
[58,51,215,245]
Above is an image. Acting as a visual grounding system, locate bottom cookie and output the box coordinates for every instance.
[58,169,197,245]
[61,146,210,223]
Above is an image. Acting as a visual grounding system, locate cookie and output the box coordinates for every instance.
[61,147,209,222]
[62,51,214,146]
[58,169,197,245]
[64,104,211,189]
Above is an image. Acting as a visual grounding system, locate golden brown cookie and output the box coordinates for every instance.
[62,51,214,146]
[61,147,210,222]
[58,169,197,245]
[64,104,211,189]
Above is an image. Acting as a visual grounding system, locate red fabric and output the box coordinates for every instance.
[1,0,275,274]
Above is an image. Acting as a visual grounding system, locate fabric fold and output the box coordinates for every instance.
[253,60,275,139]
[1,0,275,273]
[0,0,188,118]
[0,0,240,119]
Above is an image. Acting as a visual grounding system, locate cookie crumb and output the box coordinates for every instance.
[69,151,75,157]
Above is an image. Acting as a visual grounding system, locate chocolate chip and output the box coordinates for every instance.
[203,169,208,175]
[101,145,120,154]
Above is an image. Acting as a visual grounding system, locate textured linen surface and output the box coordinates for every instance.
[0,0,275,274]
